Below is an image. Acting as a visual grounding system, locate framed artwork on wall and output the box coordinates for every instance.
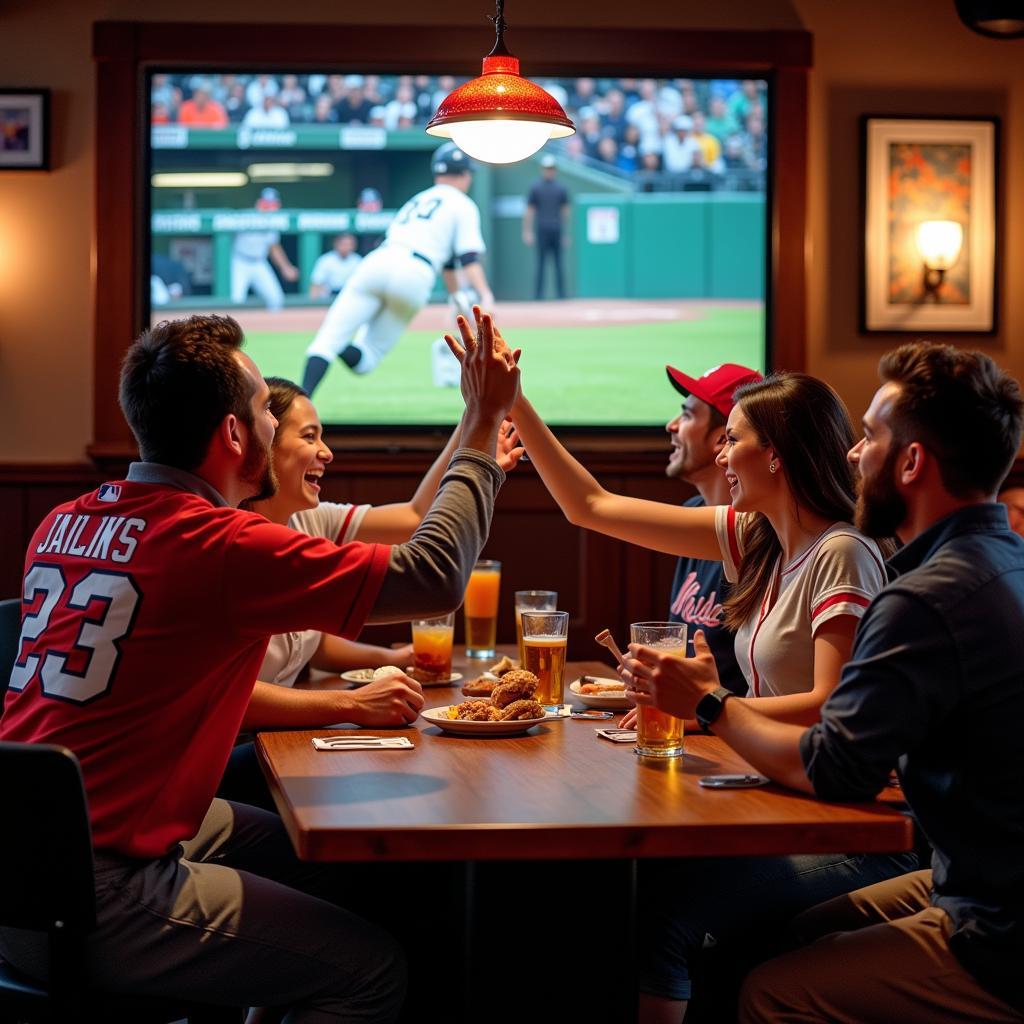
[861,116,997,333]
[0,89,50,171]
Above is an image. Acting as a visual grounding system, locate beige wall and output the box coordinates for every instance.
[1,0,1020,461]
[793,0,1024,422]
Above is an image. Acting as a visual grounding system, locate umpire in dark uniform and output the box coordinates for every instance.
[523,154,569,300]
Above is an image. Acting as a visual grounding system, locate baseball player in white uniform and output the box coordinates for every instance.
[230,187,299,311]
[301,143,495,397]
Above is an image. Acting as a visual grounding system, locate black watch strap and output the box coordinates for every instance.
[695,686,734,734]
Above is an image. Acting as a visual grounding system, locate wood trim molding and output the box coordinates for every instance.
[91,21,811,459]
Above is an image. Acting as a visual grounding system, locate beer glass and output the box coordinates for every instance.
[464,560,501,658]
[514,590,558,666]
[411,612,454,681]
[629,621,687,758]
[522,610,569,708]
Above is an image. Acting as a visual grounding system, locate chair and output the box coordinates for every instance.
[0,741,242,1022]
[0,597,21,697]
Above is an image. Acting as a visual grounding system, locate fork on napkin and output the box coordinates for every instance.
[312,736,414,751]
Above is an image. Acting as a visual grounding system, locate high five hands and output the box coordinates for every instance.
[444,306,523,455]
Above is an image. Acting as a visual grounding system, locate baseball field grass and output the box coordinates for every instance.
[243,306,765,427]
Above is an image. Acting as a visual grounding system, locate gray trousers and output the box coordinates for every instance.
[0,799,405,1023]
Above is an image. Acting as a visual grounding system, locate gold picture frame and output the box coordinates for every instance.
[861,116,997,333]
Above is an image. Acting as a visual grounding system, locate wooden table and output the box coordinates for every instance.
[260,649,912,1022]
[259,651,912,863]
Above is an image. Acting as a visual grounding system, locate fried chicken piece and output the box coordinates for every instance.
[500,699,545,721]
[453,700,502,721]
[488,655,517,676]
[490,670,539,708]
[462,675,498,697]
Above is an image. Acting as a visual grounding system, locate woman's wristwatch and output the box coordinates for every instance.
[695,686,734,734]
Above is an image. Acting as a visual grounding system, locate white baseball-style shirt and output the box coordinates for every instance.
[259,501,371,686]
[232,230,279,260]
[310,250,363,293]
[384,183,486,272]
[714,505,886,699]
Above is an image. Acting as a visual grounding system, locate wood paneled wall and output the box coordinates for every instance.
[0,452,689,661]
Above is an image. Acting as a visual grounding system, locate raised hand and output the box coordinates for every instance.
[495,419,526,472]
[444,307,521,453]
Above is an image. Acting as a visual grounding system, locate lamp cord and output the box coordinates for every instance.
[487,0,513,56]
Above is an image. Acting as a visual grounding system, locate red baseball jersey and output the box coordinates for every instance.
[1,479,389,857]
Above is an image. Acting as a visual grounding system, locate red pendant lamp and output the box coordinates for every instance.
[426,0,575,164]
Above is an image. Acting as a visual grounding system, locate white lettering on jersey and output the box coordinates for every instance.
[111,518,146,563]
[41,513,71,554]
[34,515,148,563]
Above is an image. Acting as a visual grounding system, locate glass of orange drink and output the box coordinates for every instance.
[411,612,455,682]
[463,560,501,658]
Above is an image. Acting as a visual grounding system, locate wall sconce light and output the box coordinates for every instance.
[916,219,964,299]
[426,0,575,164]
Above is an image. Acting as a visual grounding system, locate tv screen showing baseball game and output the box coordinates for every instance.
[147,71,770,429]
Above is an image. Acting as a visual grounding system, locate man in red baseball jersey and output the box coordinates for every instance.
[0,311,518,1020]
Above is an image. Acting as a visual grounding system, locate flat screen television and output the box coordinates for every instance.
[146,70,770,430]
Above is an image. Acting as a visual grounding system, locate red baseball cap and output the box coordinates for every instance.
[666,363,763,419]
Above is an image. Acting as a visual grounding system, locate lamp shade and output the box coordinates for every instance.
[426,55,575,164]
[916,220,964,270]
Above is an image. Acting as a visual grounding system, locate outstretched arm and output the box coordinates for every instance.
[508,392,721,560]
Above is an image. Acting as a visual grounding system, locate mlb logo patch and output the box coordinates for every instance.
[97,483,122,503]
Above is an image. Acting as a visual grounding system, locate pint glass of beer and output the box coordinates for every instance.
[521,610,569,708]
[464,560,501,658]
[629,621,687,758]
[411,612,455,682]
[514,590,558,667]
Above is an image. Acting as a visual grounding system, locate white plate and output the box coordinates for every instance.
[340,669,462,687]
[569,678,630,709]
[421,705,549,737]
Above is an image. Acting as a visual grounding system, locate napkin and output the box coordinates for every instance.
[312,736,414,751]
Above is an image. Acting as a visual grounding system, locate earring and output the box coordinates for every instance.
[769,461,778,474]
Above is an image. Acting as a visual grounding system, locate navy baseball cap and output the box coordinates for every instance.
[432,142,473,175]
[256,187,281,210]
[666,363,763,419]
[357,187,383,211]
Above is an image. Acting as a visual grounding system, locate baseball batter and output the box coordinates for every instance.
[301,143,495,397]
[230,187,299,311]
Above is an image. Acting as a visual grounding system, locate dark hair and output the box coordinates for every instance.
[723,373,860,628]
[119,315,253,472]
[264,377,309,441]
[879,342,1023,497]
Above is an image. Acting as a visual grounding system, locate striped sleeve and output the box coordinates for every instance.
[714,505,749,583]
[338,504,371,543]
[808,531,885,635]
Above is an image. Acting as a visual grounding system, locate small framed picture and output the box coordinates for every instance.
[0,89,50,171]
[861,116,998,333]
